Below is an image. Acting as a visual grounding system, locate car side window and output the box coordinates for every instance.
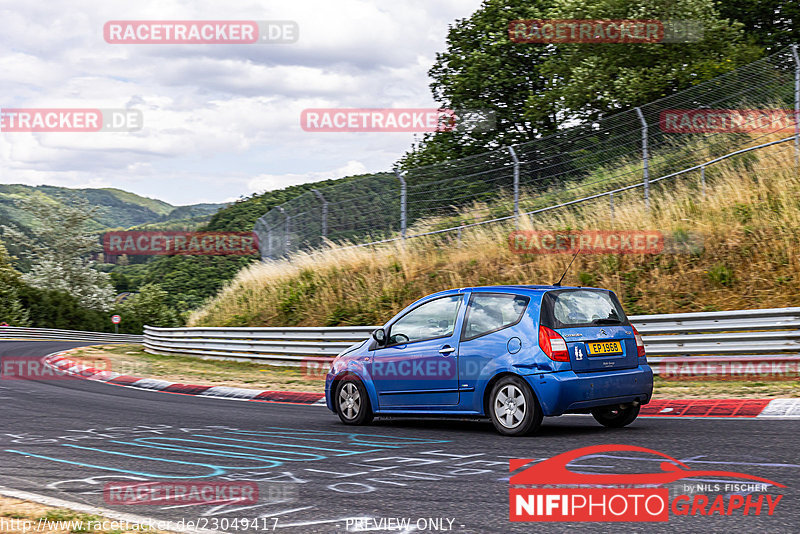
[462,293,529,341]
[387,295,462,345]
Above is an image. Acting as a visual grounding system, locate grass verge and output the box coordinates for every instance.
[66,344,324,392]
[66,345,798,399]
[0,495,164,533]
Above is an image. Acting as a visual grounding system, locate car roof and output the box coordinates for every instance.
[429,285,608,297]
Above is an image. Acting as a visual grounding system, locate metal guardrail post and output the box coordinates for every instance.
[395,169,407,240]
[700,165,706,198]
[311,188,328,240]
[792,44,800,166]
[508,145,520,228]
[276,206,290,254]
[635,107,650,209]
[609,192,614,220]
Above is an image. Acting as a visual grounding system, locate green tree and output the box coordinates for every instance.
[2,198,114,310]
[533,0,763,124]
[401,0,763,167]
[116,283,181,330]
[17,286,113,331]
[0,241,30,326]
[400,0,559,168]
[715,0,800,52]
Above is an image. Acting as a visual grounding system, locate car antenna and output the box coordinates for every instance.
[553,248,581,287]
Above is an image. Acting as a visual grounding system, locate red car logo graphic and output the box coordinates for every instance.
[510,444,785,487]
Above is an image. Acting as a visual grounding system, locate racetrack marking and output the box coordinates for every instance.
[1,424,467,532]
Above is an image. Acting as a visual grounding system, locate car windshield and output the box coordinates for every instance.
[540,289,628,329]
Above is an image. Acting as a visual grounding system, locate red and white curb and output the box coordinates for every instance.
[41,351,800,417]
[640,398,800,418]
[43,351,326,406]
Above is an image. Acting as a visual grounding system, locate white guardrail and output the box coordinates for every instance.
[0,326,143,343]
[142,307,800,375]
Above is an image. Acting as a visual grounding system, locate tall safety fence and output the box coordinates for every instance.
[255,45,800,259]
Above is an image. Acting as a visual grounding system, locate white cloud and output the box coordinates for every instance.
[0,0,483,205]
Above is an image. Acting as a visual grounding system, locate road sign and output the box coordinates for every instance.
[111,315,121,324]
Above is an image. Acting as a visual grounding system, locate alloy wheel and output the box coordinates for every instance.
[493,384,526,429]
[338,382,361,420]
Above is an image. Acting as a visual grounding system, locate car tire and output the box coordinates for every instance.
[488,375,543,436]
[591,403,640,428]
[335,376,374,425]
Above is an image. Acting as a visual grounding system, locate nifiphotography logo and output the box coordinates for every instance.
[509,444,785,522]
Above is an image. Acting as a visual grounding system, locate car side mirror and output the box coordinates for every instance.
[372,328,387,345]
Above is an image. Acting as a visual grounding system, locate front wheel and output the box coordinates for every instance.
[335,376,373,425]
[488,376,543,436]
[591,403,640,428]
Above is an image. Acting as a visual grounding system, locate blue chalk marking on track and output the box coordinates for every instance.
[4,448,225,479]
[113,438,324,463]
[192,434,395,456]
[4,428,451,481]
[236,427,452,445]
[219,430,389,445]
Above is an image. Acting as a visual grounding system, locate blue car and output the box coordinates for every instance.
[325,285,653,436]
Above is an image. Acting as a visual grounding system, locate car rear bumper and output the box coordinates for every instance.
[524,364,653,416]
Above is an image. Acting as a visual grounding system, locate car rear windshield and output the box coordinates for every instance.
[540,289,629,329]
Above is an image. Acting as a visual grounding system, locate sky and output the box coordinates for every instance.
[0,0,484,205]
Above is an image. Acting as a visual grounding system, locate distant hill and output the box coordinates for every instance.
[0,184,226,232]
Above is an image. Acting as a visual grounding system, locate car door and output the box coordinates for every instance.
[457,292,532,400]
[371,294,465,408]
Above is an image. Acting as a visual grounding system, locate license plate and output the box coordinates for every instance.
[587,341,622,355]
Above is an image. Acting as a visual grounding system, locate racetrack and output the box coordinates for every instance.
[1,341,798,533]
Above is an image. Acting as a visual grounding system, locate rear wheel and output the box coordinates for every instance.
[335,376,373,425]
[591,403,640,428]
[488,376,542,436]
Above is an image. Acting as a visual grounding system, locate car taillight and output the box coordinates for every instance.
[632,326,646,358]
[539,325,570,362]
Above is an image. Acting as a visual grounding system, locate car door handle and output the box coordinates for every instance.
[439,346,456,354]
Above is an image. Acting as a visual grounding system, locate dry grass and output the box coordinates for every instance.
[0,496,163,533]
[66,344,324,392]
[652,377,800,399]
[189,136,800,328]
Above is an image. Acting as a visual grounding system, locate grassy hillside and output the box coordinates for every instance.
[205,173,386,231]
[0,184,224,233]
[188,136,800,327]
[107,172,391,314]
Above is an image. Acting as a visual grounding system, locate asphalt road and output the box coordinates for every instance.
[1,340,798,534]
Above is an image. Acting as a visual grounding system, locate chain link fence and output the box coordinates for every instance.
[255,45,800,259]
